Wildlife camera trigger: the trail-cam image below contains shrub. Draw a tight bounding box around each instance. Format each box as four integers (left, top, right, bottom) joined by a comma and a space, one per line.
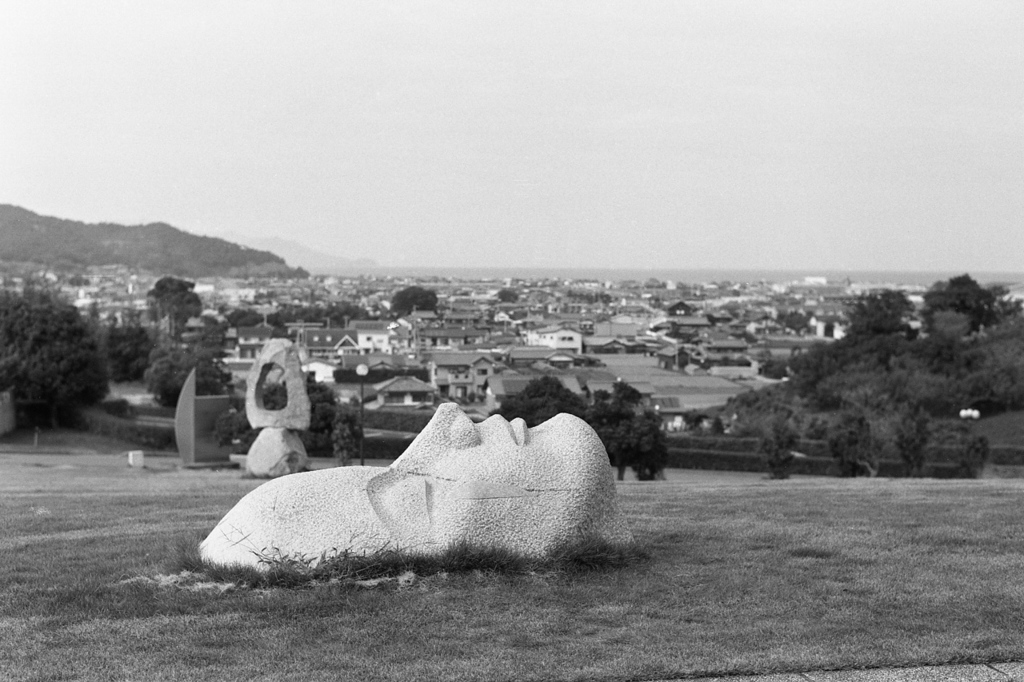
362, 435, 412, 460
214, 408, 256, 452
79, 409, 175, 450
665, 435, 760, 453
333, 367, 429, 384
828, 411, 877, 477
133, 405, 176, 419
361, 409, 436, 433
759, 415, 799, 480
100, 398, 135, 419
332, 406, 362, 465
959, 435, 990, 478
895, 410, 931, 477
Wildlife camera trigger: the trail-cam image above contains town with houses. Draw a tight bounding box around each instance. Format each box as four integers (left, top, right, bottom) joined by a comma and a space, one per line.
5, 266, 1023, 431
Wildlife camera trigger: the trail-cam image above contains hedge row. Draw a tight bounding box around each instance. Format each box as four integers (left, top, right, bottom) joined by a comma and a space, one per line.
133, 405, 177, 419
665, 435, 759, 453
334, 368, 429, 384
361, 410, 435, 433
665, 447, 969, 478
80, 409, 176, 450
664, 435, 830, 457
927, 445, 1024, 466
306, 435, 411, 461
666, 435, 1024, 467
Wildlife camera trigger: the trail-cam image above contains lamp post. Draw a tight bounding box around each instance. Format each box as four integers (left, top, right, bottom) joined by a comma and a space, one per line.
356, 363, 369, 466
959, 408, 981, 421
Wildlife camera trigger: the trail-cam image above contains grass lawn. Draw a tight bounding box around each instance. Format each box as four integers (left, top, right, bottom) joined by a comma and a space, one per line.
0, 427, 158, 454
3, 453, 1024, 682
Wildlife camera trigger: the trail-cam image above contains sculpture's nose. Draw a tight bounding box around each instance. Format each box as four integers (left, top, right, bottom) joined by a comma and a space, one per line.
509, 417, 528, 446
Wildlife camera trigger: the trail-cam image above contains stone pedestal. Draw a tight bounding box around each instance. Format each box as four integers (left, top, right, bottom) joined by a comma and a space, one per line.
245, 427, 308, 478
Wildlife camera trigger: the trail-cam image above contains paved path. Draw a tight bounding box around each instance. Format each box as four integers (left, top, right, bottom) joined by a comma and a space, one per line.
669, 662, 1024, 681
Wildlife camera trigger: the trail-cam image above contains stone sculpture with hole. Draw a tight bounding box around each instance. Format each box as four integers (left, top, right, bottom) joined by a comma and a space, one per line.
243, 339, 311, 478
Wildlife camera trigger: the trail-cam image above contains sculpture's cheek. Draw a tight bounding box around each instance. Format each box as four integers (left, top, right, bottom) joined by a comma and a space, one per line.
428, 490, 610, 557
199, 467, 393, 568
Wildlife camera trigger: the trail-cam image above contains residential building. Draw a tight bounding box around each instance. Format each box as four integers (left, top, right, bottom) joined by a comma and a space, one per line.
524, 325, 583, 353
350, 320, 394, 354
303, 359, 338, 384
583, 336, 648, 354
417, 326, 490, 351
427, 352, 497, 399
372, 376, 436, 408
236, 325, 273, 359
304, 328, 360, 359
505, 347, 579, 369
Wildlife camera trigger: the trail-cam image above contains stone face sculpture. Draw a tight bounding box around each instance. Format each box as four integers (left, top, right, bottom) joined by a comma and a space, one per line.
243, 339, 311, 477
200, 403, 632, 567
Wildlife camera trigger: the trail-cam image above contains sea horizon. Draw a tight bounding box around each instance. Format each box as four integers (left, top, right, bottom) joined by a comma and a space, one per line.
321, 265, 1024, 288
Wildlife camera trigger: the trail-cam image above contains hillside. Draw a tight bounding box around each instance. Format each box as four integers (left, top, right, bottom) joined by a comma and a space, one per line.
226, 234, 378, 275
0, 205, 308, 278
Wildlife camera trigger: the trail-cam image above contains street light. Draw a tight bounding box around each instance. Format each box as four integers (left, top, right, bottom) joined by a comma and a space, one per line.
356, 363, 369, 466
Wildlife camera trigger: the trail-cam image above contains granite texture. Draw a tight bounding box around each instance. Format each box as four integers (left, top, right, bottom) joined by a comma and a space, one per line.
200, 403, 633, 567
245, 427, 308, 478
245, 339, 311, 430
990, 662, 1024, 680
804, 665, 1009, 681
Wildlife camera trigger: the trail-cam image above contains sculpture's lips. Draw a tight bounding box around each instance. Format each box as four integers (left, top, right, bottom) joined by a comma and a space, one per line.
509, 417, 528, 446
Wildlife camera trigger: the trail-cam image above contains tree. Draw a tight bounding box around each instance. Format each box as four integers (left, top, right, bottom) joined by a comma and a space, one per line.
302, 379, 338, 454
779, 310, 810, 334
759, 413, 800, 479
147, 276, 202, 339
587, 384, 642, 480
495, 288, 519, 303
104, 311, 153, 382
923, 274, 1020, 334
627, 410, 669, 481
0, 290, 109, 425
827, 411, 877, 477
275, 303, 366, 328
894, 409, 930, 477
225, 308, 266, 328
144, 343, 231, 407
847, 290, 914, 338
390, 286, 438, 317
586, 383, 667, 481
494, 376, 587, 427
332, 405, 363, 465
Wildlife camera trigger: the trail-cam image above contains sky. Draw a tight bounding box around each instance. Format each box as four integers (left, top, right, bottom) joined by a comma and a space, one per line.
1, 1, 1022, 274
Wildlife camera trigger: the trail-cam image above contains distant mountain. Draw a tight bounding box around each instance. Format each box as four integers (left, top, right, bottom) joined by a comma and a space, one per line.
0, 205, 308, 278
226, 235, 378, 275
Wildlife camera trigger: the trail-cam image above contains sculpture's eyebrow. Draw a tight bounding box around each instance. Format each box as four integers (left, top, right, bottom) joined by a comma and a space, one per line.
449, 480, 539, 499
